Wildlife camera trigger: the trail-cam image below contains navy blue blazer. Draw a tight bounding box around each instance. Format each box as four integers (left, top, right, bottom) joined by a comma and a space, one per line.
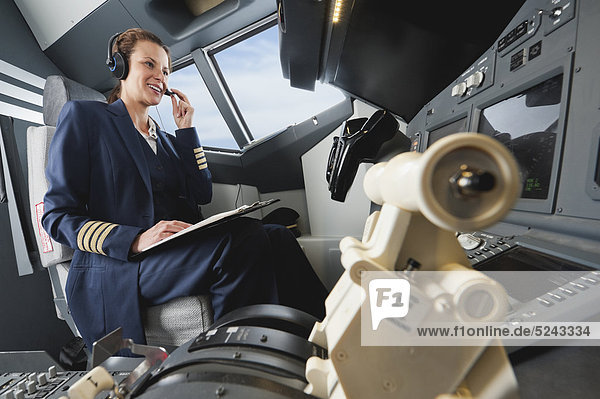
42, 99, 212, 346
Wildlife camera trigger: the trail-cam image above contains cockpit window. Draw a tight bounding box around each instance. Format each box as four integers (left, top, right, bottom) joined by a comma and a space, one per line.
213, 25, 345, 143
149, 63, 239, 149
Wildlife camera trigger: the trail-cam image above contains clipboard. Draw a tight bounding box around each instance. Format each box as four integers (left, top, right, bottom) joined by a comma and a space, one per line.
133, 198, 280, 257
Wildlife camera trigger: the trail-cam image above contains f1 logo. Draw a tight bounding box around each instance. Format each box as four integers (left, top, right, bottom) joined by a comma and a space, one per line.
369, 278, 410, 330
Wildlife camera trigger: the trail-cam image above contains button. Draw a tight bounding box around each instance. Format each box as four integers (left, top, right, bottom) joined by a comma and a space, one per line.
570, 281, 588, 290
37, 374, 47, 386
13, 391, 24, 399
516, 21, 527, 37
558, 287, 576, 296
26, 381, 37, 394
467, 255, 474, 259
2, 391, 15, 399
506, 29, 517, 44
451, 82, 467, 97
498, 37, 507, 50
536, 298, 553, 307
481, 247, 490, 252
48, 366, 57, 379
489, 244, 497, 248
581, 276, 599, 285
466, 71, 485, 88
547, 292, 565, 302
474, 251, 482, 256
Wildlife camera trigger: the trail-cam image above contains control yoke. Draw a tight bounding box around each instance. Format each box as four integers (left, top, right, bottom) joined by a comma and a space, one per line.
327, 110, 398, 202
306, 133, 521, 399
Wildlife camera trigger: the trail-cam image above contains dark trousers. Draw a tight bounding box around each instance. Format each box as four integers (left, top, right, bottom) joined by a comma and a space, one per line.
138, 217, 327, 320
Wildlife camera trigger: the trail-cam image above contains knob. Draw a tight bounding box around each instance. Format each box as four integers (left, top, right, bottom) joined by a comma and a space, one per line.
457, 233, 482, 250
48, 365, 58, 379
451, 82, 467, 97
466, 71, 484, 88
37, 373, 48, 386
26, 381, 37, 395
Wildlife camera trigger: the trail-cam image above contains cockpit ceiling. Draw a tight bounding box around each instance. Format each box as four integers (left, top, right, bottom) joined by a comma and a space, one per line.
13, 0, 276, 92
14, 0, 107, 51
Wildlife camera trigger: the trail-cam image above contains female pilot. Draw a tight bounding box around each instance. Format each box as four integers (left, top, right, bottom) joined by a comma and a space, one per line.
42, 28, 327, 350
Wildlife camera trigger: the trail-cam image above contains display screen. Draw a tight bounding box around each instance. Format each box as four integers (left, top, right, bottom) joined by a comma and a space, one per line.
478, 75, 563, 199
428, 117, 468, 147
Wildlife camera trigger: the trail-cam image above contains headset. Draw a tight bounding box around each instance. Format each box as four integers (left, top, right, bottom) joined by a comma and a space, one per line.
105, 31, 174, 96
106, 32, 128, 80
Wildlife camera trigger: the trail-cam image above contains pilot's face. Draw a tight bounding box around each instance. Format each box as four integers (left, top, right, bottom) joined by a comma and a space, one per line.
122, 40, 170, 106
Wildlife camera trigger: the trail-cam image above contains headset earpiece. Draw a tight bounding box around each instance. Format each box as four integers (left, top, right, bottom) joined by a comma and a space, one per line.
106, 32, 128, 80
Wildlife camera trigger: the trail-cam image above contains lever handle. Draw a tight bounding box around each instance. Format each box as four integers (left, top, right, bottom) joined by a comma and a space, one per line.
67, 367, 115, 399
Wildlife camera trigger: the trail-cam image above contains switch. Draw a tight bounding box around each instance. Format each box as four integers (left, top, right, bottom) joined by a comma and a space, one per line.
13, 391, 24, 399
48, 365, 58, 379
466, 71, 485, 88
2, 391, 15, 399
26, 381, 37, 395
451, 82, 467, 97
37, 373, 48, 386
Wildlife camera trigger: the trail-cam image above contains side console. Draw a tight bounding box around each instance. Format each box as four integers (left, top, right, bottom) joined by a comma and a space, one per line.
406, 0, 600, 336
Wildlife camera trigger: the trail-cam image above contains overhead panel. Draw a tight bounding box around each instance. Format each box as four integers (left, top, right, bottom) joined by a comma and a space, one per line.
14, 0, 107, 50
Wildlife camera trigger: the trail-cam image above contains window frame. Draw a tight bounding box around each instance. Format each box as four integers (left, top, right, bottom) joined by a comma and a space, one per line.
189, 14, 277, 151
172, 13, 348, 152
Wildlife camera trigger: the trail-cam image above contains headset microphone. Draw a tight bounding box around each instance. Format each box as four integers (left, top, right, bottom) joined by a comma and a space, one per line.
106, 32, 128, 80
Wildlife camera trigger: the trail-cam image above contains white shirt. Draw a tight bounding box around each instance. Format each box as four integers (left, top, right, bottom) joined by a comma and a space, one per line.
138, 118, 158, 154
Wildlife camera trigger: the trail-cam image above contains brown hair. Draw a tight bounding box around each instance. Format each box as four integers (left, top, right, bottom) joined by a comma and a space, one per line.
107, 28, 172, 104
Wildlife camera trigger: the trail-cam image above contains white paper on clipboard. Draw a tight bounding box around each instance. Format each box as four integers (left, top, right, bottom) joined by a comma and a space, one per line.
138, 198, 280, 254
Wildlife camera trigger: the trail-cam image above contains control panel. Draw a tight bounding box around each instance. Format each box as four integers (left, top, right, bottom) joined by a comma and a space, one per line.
497, 10, 541, 55
457, 232, 600, 345
0, 367, 129, 399
457, 231, 517, 265
450, 48, 496, 103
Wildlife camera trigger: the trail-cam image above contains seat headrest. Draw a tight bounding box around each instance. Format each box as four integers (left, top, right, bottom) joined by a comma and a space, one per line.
43, 75, 107, 126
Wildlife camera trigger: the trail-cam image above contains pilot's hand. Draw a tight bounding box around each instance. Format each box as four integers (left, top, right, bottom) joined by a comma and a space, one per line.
130, 220, 191, 253
170, 88, 194, 129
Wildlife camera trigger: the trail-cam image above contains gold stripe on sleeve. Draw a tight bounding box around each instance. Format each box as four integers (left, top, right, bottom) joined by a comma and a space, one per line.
197, 159, 208, 165
96, 223, 118, 256
82, 221, 104, 253
77, 221, 97, 252
193, 147, 204, 154
89, 223, 112, 255
195, 152, 206, 159
198, 163, 208, 170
